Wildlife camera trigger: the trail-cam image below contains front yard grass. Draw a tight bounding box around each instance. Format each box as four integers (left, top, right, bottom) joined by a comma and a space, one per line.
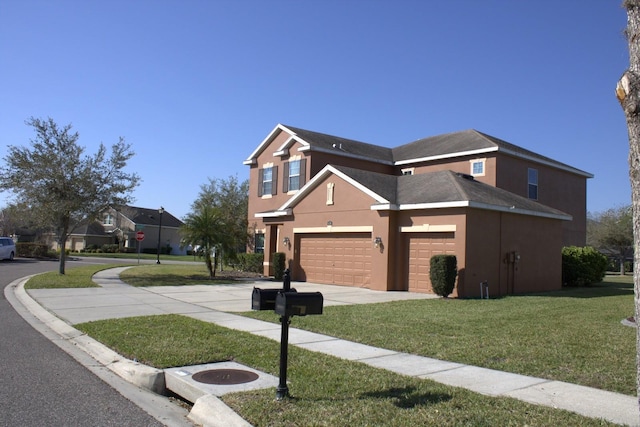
76, 314, 619, 427
28, 265, 635, 423
24, 264, 120, 289
245, 275, 636, 396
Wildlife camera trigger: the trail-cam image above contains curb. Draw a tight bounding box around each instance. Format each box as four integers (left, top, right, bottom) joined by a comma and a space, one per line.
7, 276, 252, 427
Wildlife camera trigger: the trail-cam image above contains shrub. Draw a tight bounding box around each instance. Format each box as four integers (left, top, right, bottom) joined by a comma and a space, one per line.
430, 254, 457, 297
101, 244, 120, 253
237, 253, 263, 273
562, 246, 607, 286
16, 242, 50, 258
272, 252, 286, 281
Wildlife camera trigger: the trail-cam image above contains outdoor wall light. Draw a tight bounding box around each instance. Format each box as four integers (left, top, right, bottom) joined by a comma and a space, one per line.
283, 236, 290, 245
373, 236, 382, 248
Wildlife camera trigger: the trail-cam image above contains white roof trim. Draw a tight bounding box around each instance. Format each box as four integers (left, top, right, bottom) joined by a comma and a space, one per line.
278, 165, 390, 212
243, 123, 291, 164
310, 145, 394, 165
254, 208, 292, 218
394, 147, 498, 166
274, 135, 308, 157
498, 148, 594, 178
377, 200, 571, 220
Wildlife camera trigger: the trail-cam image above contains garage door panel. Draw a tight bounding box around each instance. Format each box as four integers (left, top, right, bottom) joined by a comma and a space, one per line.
299, 233, 372, 287
407, 232, 456, 293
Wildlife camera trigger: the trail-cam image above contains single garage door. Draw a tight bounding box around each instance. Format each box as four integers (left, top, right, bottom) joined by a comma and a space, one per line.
407, 232, 456, 293
298, 233, 372, 287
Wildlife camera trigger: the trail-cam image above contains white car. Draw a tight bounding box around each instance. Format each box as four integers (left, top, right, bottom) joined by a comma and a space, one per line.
0, 237, 16, 261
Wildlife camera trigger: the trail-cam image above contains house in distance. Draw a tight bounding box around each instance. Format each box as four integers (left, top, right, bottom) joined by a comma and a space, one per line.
244, 124, 592, 298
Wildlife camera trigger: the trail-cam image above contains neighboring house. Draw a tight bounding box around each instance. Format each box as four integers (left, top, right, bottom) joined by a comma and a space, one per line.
54, 206, 186, 255
244, 124, 593, 298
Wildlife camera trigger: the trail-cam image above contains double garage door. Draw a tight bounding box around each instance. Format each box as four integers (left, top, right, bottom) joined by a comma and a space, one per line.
298, 233, 372, 287
407, 232, 456, 293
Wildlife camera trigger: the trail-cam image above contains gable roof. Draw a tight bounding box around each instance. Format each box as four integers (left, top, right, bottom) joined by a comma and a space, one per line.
393, 129, 593, 177
244, 124, 393, 165
264, 165, 571, 221
244, 124, 592, 178
119, 206, 183, 228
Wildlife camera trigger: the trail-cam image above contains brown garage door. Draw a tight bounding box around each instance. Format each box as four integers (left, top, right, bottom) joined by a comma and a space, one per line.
407, 232, 456, 293
298, 233, 372, 287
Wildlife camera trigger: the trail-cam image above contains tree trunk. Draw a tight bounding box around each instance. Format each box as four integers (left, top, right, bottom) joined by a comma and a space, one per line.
58, 235, 67, 275
617, 0, 640, 415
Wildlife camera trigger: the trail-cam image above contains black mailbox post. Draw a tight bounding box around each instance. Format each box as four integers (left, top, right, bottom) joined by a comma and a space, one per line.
250, 269, 324, 400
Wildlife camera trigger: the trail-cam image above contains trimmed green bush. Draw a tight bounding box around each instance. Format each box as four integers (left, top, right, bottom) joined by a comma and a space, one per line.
237, 253, 264, 273
562, 246, 607, 286
101, 244, 120, 253
272, 252, 286, 280
16, 242, 49, 258
430, 254, 457, 297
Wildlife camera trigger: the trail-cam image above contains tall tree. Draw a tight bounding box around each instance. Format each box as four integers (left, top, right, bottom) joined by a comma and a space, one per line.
180, 176, 249, 277
0, 117, 140, 274
616, 0, 640, 413
587, 205, 633, 274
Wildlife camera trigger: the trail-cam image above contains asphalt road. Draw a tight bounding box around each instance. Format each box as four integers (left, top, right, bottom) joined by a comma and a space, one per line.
0, 257, 192, 427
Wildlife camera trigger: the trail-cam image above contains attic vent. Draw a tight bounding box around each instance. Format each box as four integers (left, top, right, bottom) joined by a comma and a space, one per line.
332, 143, 344, 150
456, 173, 475, 181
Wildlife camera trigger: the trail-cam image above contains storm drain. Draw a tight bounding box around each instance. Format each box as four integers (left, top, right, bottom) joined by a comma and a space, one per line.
165, 362, 279, 402
192, 368, 259, 385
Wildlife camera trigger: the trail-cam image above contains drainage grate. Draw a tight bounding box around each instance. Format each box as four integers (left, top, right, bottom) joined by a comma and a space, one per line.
192, 369, 259, 385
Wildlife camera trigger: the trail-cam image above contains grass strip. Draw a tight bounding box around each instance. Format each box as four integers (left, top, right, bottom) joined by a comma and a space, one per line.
75, 314, 618, 426
24, 264, 120, 289
119, 264, 237, 286
244, 276, 636, 396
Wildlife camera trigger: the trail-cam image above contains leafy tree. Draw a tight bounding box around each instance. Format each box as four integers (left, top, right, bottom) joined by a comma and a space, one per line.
587, 205, 633, 274
180, 175, 249, 277
616, 0, 640, 411
0, 117, 140, 274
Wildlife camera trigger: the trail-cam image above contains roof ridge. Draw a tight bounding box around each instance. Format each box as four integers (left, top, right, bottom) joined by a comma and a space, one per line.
447, 171, 470, 200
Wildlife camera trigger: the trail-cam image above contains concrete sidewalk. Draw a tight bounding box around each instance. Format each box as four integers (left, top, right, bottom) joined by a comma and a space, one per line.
17, 267, 640, 426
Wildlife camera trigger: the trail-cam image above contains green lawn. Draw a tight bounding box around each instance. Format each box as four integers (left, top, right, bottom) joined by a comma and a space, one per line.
29, 265, 634, 425
76, 314, 620, 427
119, 264, 236, 286
245, 275, 636, 396
24, 264, 122, 289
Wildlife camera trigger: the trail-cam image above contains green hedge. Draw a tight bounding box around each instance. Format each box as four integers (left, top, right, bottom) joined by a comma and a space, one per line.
430, 254, 457, 297
236, 253, 264, 273
562, 246, 607, 286
16, 242, 50, 258
272, 252, 286, 280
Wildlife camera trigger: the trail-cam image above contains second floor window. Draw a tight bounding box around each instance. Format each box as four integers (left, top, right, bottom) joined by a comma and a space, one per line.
258, 165, 277, 197
471, 159, 485, 176
283, 158, 306, 192
103, 214, 114, 225
528, 168, 538, 200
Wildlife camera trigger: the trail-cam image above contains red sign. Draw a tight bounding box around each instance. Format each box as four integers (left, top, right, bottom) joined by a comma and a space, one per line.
136, 231, 145, 241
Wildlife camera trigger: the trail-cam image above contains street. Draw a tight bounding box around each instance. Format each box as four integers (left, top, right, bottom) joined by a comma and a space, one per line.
0, 258, 192, 427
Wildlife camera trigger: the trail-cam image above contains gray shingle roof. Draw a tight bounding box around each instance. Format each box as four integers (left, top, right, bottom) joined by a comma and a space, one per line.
276, 125, 591, 177
332, 165, 570, 219
282, 125, 394, 163
124, 206, 183, 228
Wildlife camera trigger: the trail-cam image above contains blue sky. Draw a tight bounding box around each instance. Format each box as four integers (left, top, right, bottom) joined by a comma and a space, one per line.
0, 1, 630, 220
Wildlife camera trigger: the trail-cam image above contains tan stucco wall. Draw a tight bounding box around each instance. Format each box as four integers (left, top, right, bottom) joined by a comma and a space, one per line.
495, 153, 587, 247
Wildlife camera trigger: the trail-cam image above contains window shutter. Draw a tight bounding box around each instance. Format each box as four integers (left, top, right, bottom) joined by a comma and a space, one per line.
258, 168, 264, 197
272, 165, 278, 195
299, 158, 307, 187
283, 162, 289, 193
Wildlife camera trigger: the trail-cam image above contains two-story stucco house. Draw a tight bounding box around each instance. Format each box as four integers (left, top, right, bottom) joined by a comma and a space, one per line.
244, 124, 592, 298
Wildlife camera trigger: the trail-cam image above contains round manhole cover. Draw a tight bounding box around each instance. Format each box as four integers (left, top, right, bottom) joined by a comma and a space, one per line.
192, 369, 259, 385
